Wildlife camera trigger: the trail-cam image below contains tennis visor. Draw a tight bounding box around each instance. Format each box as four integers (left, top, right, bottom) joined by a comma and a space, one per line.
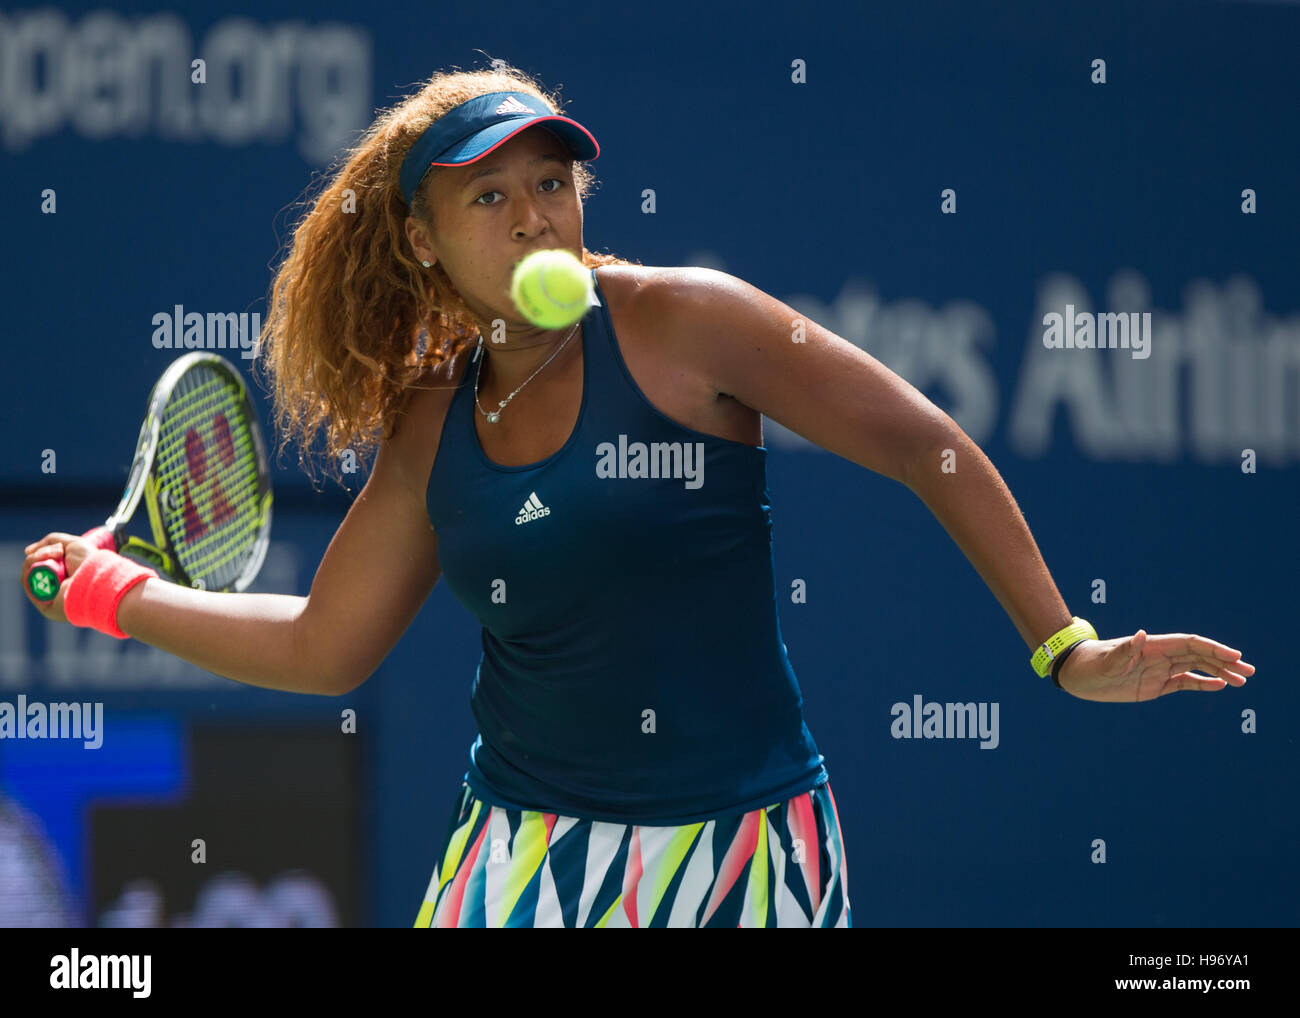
400, 91, 600, 207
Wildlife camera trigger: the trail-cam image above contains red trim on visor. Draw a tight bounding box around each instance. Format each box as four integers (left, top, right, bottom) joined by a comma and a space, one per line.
428, 116, 600, 167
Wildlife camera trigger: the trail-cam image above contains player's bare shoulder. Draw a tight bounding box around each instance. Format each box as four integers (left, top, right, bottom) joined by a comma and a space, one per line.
595, 262, 668, 307
595, 262, 685, 346
383, 345, 473, 499
597, 262, 717, 376
598, 263, 704, 334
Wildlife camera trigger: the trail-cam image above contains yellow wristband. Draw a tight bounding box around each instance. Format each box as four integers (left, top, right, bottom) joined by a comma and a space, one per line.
1031, 617, 1098, 678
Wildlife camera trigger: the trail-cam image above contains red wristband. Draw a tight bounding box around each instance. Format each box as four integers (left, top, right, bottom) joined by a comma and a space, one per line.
63, 550, 157, 639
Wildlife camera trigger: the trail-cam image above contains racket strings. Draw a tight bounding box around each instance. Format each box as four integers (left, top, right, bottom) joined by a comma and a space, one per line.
159, 394, 260, 585
153, 367, 264, 589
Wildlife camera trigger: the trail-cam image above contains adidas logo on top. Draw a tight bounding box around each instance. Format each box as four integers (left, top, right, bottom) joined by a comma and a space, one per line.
515, 491, 551, 525
496, 97, 534, 115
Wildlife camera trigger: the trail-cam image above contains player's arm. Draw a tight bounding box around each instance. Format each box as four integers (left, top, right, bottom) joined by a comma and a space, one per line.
109, 401, 441, 696
652, 267, 1073, 654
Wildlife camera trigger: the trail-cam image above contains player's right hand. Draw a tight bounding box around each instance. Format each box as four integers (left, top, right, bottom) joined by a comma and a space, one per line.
20, 532, 93, 623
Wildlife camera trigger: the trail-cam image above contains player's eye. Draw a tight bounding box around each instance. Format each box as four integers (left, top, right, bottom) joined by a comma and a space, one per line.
475, 178, 565, 207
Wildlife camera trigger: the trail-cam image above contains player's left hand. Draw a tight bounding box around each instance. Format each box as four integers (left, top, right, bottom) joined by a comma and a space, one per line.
1057, 630, 1254, 702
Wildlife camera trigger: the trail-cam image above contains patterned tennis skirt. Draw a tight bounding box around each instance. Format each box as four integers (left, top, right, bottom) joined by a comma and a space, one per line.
414, 779, 850, 927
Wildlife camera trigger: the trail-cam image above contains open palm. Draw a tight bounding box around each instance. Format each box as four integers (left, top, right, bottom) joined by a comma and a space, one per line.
1057, 630, 1254, 703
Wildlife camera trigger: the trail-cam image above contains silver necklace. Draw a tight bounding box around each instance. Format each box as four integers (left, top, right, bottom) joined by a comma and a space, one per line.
473, 321, 580, 424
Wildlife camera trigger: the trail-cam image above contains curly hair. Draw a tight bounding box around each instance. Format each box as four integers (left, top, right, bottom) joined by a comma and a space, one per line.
256, 63, 638, 487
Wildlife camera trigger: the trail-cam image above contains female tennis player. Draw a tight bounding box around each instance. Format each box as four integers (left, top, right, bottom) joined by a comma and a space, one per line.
21, 66, 1255, 928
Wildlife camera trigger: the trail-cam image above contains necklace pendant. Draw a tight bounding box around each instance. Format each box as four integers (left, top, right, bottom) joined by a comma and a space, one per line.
486, 411, 500, 424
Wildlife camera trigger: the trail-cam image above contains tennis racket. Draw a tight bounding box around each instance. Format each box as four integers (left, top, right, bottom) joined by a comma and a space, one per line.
26, 352, 273, 602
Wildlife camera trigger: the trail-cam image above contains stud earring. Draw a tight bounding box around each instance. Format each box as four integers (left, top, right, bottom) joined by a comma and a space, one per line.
421, 260, 431, 268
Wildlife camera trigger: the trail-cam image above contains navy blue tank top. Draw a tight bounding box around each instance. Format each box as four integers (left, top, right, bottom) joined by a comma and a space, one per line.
426, 268, 827, 825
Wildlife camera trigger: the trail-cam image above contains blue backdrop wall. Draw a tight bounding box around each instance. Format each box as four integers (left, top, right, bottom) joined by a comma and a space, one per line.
1, 0, 1296, 927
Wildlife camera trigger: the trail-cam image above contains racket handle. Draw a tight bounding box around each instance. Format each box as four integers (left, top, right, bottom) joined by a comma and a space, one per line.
27, 526, 117, 602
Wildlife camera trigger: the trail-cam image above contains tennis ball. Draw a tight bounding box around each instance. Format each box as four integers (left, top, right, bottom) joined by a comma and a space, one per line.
510, 249, 593, 329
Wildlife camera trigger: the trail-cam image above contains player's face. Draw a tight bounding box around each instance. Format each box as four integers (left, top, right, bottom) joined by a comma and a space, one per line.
415, 125, 584, 332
